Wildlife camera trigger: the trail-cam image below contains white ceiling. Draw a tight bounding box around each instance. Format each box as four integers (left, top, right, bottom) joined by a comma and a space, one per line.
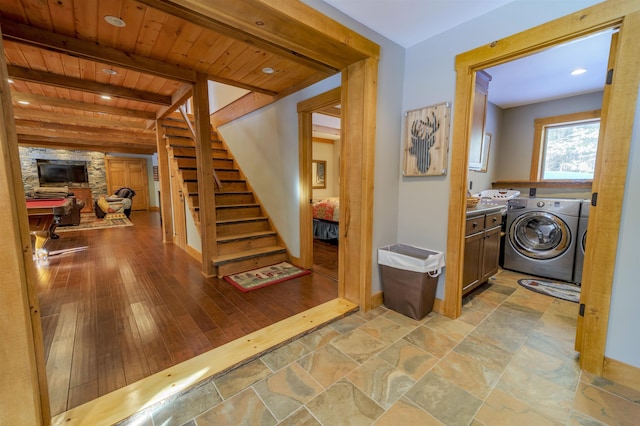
320, 0, 610, 108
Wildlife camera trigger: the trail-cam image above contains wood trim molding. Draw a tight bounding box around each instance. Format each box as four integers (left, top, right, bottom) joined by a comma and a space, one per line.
492, 180, 592, 189
602, 357, 640, 393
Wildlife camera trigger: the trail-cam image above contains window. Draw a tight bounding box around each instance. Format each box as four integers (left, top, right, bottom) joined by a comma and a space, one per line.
530, 110, 601, 181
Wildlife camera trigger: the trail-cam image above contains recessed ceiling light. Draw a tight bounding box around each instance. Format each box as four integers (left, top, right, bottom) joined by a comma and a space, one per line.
262, 67, 275, 74
102, 68, 119, 76
255, 21, 264, 26
571, 68, 587, 75
101, 95, 112, 100
104, 15, 126, 27
7, 79, 14, 84
18, 100, 29, 105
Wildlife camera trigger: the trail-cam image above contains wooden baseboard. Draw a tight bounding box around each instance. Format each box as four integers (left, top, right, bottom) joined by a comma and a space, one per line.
52, 298, 358, 426
149, 206, 160, 212
602, 357, 640, 393
185, 244, 201, 263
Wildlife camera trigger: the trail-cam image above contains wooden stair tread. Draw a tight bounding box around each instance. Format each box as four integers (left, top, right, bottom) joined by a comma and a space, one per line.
216, 203, 259, 210
216, 216, 267, 224
212, 245, 287, 265
217, 230, 276, 243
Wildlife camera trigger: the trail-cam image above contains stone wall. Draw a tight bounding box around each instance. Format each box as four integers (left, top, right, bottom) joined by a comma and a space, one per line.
19, 147, 108, 201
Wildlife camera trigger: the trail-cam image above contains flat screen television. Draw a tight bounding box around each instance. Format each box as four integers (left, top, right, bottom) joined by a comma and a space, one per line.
37, 160, 89, 185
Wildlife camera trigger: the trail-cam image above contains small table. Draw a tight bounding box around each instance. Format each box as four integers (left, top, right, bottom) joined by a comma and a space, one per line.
26, 198, 73, 250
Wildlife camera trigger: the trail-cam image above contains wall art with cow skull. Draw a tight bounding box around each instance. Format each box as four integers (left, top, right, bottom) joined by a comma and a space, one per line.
403, 102, 450, 176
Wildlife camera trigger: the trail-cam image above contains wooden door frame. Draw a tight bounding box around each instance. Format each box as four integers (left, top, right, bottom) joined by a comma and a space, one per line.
298, 87, 341, 269
443, 0, 640, 377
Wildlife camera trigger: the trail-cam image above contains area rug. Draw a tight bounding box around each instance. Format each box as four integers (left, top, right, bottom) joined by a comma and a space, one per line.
224, 262, 311, 292
55, 213, 132, 233
517, 278, 581, 303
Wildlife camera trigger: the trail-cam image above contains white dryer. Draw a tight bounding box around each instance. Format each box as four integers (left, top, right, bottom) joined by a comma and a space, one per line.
504, 198, 581, 282
573, 200, 590, 284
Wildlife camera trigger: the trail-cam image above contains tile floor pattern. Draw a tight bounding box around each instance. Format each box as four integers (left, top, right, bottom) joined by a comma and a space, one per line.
121, 270, 640, 425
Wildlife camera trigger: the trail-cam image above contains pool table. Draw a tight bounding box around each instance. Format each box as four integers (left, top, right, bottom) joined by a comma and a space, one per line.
26, 197, 73, 242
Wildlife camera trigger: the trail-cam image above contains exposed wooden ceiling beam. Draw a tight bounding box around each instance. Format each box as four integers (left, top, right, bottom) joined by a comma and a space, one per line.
8, 66, 172, 106
11, 92, 157, 120
15, 127, 157, 145
12, 109, 148, 130
136, 0, 340, 75
155, 83, 193, 123
14, 119, 155, 140
17, 135, 156, 155
0, 18, 196, 84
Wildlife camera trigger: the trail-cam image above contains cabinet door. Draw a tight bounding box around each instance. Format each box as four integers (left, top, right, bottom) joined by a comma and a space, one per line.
463, 231, 484, 296
481, 226, 501, 282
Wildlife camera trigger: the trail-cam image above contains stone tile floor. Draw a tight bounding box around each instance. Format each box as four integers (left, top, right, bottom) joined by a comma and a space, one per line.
122, 269, 640, 425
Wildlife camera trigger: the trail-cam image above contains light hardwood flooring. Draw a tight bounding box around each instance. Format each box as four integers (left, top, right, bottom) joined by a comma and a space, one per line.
117, 269, 640, 425
36, 211, 338, 416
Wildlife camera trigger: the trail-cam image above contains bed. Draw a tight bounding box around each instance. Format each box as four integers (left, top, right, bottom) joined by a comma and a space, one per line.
312, 197, 339, 241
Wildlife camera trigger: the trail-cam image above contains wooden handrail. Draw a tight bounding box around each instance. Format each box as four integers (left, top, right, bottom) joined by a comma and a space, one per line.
179, 105, 223, 192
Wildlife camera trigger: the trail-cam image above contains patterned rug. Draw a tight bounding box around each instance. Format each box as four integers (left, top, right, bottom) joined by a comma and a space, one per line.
56, 213, 132, 233
517, 278, 581, 303
224, 262, 311, 292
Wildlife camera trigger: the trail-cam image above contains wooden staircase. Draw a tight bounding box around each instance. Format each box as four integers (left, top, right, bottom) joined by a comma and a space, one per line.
160, 113, 288, 277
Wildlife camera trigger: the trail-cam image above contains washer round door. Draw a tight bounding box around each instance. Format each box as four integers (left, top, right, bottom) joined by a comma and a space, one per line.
508, 212, 572, 259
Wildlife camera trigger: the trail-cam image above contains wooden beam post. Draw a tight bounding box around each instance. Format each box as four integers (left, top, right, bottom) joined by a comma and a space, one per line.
156, 122, 174, 244
340, 57, 378, 311
193, 73, 217, 277
0, 28, 49, 425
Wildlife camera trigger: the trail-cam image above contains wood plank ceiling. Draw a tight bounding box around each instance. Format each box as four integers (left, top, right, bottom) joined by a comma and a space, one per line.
0, 0, 375, 155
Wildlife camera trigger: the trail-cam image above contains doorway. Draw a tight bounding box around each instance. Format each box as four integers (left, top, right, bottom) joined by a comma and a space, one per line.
310, 111, 341, 280
444, 3, 640, 377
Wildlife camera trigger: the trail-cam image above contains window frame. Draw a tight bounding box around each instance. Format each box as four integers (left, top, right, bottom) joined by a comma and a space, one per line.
530, 109, 601, 181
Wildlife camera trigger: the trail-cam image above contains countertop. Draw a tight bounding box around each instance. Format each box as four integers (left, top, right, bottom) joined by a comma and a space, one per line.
466, 203, 506, 218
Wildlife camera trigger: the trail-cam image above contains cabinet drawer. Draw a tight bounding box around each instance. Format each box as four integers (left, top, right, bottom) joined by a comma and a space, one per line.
465, 216, 485, 235
484, 212, 503, 228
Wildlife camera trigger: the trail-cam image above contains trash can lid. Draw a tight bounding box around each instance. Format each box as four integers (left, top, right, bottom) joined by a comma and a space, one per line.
378, 244, 445, 274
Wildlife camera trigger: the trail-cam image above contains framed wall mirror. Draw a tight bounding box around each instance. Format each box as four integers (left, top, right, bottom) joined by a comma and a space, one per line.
312, 160, 327, 189
469, 132, 492, 172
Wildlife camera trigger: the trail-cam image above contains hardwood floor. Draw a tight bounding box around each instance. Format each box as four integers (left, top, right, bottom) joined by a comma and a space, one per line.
36, 211, 338, 416
312, 238, 338, 281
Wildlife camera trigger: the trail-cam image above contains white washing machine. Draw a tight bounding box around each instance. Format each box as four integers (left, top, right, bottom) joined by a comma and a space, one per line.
573, 200, 590, 284
504, 197, 581, 282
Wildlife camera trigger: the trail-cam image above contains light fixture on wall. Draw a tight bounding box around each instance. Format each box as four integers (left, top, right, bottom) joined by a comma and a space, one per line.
104, 15, 126, 27
571, 68, 587, 75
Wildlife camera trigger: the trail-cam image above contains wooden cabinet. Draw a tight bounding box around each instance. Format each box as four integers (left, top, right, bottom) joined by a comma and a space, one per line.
463, 211, 502, 296
70, 187, 93, 213
468, 70, 492, 171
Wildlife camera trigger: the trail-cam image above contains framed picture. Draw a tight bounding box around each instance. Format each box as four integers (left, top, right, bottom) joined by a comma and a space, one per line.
403, 102, 451, 176
312, 160, 326, 189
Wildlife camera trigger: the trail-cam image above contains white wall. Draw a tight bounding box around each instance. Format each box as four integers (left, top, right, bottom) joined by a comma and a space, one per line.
497, 91, 603, 182
220, 1, 405, 295
208, 82, 249, 113
399, 0, 604, 300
